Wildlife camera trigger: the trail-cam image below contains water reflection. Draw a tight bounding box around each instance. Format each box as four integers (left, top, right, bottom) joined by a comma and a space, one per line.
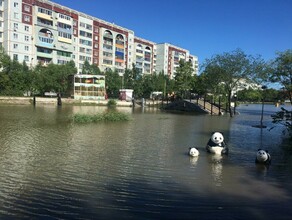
209, 154, 223, 186
0, 104, 292, 219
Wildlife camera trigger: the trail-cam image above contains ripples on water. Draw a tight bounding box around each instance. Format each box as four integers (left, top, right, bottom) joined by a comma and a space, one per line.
0, 104, 292, 219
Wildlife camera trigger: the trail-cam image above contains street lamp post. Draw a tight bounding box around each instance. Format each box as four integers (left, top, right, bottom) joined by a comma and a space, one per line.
252, 85, 267, 128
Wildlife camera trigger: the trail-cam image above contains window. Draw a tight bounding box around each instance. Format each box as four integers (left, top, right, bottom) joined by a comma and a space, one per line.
79, 39, 92, 46
14, 23, 18, 29
24, 5, 30, 12
38, 7, 52, 16
58, 31, 72, 39
25, 36, 29, 41
24, 55, 29, 61
79, 30, 92, 38
13, 54, 18, 60
13, 33, 18, 39
59, 14, 70, 20
14, 12, 19, 19
25, 26, 29, 31
24, 15, 30, 22
14, 2, 19, 8
13, 44, 18, 49
25, 46, 29, 51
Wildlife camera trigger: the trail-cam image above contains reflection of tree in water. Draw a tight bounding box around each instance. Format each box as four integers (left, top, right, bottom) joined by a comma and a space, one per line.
210, 154, 223, 186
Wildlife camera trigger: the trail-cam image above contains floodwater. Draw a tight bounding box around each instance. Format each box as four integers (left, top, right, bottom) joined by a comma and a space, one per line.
0, 103, 291, 220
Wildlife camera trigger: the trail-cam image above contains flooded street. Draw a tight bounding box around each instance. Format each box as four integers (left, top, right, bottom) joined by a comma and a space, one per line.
0, 103, 291, 219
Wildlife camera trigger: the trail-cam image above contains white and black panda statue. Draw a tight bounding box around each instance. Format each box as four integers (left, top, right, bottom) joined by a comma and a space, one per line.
255, 149, 271, 165
206, 132, 229, 155
189, 147, 199, 157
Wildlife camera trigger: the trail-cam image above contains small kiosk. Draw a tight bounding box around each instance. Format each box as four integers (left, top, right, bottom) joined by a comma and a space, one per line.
74, 74, 106, 100
119, 89, 133, 101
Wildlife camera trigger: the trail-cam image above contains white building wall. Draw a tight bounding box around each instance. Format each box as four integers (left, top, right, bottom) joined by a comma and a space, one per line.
127, 32, 135, 69
155, 43, 168, 75
77, 16, 93, 73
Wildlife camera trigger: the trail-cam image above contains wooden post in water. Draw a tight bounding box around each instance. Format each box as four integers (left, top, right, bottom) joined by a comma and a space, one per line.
57, 93, 62, 106
218, 96, 221, 115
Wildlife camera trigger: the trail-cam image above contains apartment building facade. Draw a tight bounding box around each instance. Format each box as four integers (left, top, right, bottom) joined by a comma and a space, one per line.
156, 43, 199, 78
0, 0, 198, 77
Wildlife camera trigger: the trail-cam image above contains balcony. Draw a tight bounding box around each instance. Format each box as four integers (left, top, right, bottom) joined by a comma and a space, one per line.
103, 33, 113, 39
103, 40, 113, 46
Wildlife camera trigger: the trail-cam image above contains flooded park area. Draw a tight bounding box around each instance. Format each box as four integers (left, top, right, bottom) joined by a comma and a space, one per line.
0, 103, 291, 219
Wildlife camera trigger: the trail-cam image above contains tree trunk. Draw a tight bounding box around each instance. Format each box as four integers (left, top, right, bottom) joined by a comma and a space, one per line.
228, 91, 233, 117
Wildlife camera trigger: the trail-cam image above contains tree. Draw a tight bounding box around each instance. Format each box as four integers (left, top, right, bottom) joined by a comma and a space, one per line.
174, 60, 194, 98
270, 49, 292, 103
33, 62, 77, 96
105, 69, 120, 98
201, 49, 266, 116
82, 60, 92, 75
123, 64, 143, 97
81, 60, 101, 75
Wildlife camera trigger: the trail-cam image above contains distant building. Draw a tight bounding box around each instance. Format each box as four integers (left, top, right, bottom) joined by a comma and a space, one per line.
232, 78, 262, 96
0, 0, 198, 77
156, 43, 198, 79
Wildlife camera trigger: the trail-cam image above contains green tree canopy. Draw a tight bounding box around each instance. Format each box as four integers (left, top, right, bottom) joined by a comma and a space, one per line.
174, 60, 195, 98
201, 48, 267, 116
270, 49, 292, 103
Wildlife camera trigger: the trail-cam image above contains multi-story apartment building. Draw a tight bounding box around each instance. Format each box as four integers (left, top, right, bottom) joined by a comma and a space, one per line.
133, 37, 156, 75
156, 43, 199, 78
0, 0, 198, 78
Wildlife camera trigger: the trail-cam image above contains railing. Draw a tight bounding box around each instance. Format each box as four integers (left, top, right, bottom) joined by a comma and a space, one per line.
191, 98, 222, 115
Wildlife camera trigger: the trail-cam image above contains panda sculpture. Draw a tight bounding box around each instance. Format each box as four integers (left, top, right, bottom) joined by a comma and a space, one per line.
189, 147, 199, 157
255, 149, 271, 165
206, 132, 228, 155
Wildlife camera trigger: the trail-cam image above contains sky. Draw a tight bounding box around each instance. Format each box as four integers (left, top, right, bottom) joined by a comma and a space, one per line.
51, 0, 292, 67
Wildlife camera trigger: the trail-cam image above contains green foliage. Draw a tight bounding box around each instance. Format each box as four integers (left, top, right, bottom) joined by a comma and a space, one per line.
107, 99, 117, 106
33, 61, 77, 96
237, 88, 262, 102
201, 49, 268, 116
105, 69, 121, 98
174, 60, 195, 98
0, 48, 77, 96
82, 60, 101, 75
271, 107, 292, 139
270, 49, 292, 103
72, 111, 130, 123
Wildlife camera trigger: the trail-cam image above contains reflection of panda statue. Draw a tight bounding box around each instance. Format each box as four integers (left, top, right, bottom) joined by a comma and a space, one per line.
255, 149, 271, 165
206, 132, 228, 155
189, 147, 199, 157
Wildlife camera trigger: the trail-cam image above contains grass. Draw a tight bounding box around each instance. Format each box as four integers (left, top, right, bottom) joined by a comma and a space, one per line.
72, 111, 130, 123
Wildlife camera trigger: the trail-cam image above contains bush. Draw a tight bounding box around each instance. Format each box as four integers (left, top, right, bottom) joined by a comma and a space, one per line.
72, 111, 130, 123
107, 99, 117, 107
